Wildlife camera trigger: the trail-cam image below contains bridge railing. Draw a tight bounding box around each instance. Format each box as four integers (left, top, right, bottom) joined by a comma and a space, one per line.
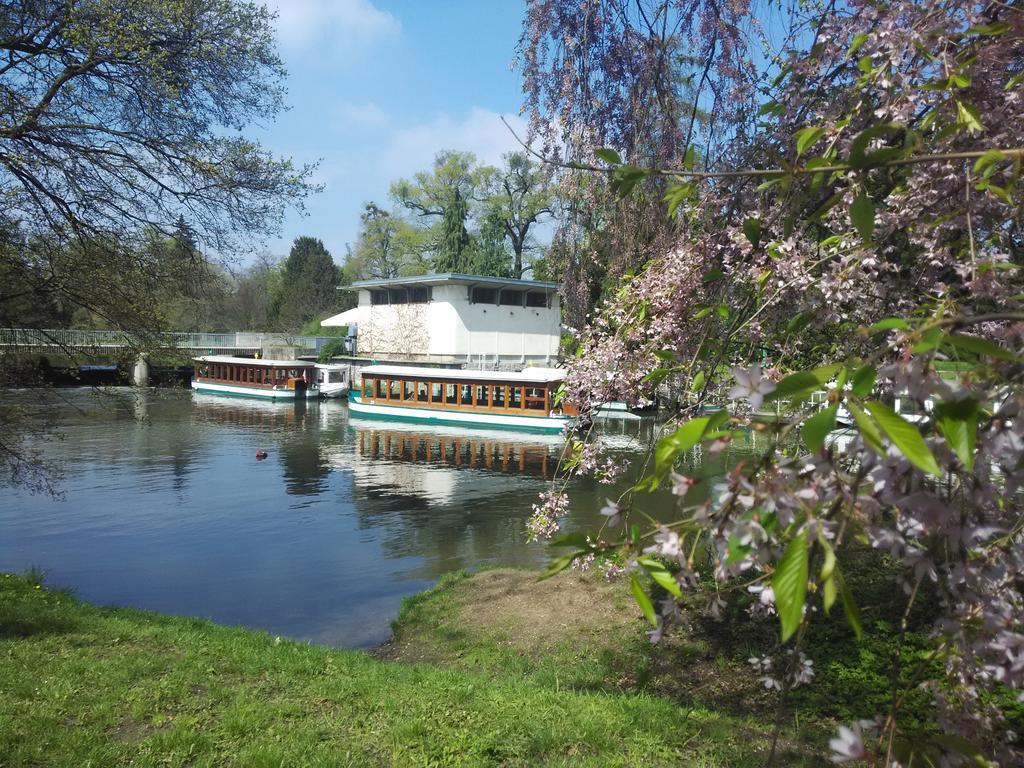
0, 329, 336, 353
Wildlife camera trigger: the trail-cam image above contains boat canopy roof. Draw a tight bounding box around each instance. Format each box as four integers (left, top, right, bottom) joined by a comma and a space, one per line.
360, 364, 565, 384
194, 355, 315, 368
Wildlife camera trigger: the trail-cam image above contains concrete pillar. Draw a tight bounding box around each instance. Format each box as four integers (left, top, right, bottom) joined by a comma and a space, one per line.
132, 354, 150, 387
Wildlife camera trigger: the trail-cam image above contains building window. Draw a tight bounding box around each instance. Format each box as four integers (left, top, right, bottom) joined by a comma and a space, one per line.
371, 290, 389, 305
410, 287, 432, 303
526, 292, 548, 308
389, 289, 408, 304
499, 290, 523, 306
471, 287, 497, 304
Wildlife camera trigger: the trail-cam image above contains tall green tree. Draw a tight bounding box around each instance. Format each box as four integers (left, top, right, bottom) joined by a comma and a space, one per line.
481, 153, 554, 278
391, 151, 483, 273
273, 237, 339, 332
345, 203, 426, 280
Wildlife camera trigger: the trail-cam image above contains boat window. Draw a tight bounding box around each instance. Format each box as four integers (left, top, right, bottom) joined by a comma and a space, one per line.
363, 379, 372, 397
445, 383, 457, 404
471, 287, 496, 304
499, 290, 523, 307
460, 384, 472, 406
198, 364, 209, 377
475, 384, 489, 407
417, 381, 428, 402
375, 378, 386, 398
431, 383, 443, 403
525, 386, 546, 410
331, 371, 345, 384
390, 379, 401, 399
403, 380, 415, 401
510, 386, 523, 409
526, 292, 548, 308
492, 385, 506, 408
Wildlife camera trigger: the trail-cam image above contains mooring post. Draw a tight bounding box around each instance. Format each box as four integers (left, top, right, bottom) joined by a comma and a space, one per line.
132, 354, 150, 387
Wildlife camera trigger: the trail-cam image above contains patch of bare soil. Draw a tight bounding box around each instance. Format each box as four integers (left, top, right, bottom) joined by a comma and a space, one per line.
108, 716, 168, 744
377, 568, 642, 665
457, 569, 639, 655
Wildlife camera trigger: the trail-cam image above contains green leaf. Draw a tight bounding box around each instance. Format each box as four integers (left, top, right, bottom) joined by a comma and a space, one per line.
743, 217, 762, 249
868, 317, 909, 333
549, 532, 594, 550
595, 148, 622, 165
541, 553, 577, 579
972, 150, 1004, 178
647, 568, 682, 598
802, 405, 838, 452
837, 570, 862, 639
966, 21, 1011, 36
865, 400, 942, 476
847, 402, 885, 454
847, 33, 869, 58
850, 365, 877, 397
912, 327, 944, 354
764, 364, 841, 403
653, 416, 714, 477
1006, 72, 1024, 91
934, 397, 978, 472
955, 100, 984, 133
794, 126, 825, 157
944, 334, 1022, 362
850, 194, 875, 242
773, 530, 809, 642
631, 572, 658, 626
849, 123, 904, 168
821, 540, 838, 612
690, 370, 706, 393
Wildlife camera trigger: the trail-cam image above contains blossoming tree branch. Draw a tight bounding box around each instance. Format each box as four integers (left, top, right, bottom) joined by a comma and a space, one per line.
520, 0, 1024, 764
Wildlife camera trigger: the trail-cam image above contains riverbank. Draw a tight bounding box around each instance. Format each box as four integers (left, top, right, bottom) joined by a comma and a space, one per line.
0, 569, 834, 767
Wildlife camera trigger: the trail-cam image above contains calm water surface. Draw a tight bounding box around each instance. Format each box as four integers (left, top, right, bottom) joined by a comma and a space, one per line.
0, 388, 758, 648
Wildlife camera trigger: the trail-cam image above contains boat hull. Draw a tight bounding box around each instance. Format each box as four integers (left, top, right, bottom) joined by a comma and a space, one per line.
347, 394, 569, 432
319, 383, 349, 399
192, 381, 318, 400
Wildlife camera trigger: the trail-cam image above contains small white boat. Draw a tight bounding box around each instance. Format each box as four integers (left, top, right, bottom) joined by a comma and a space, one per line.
350, 364, 573, 432
315, 363, 350, 399
192, 355, 320, 400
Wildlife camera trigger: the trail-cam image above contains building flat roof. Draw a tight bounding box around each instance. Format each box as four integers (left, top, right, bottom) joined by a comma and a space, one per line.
194, 355, 316, 368
345, 273, 560, 291
360, 364, 565, 383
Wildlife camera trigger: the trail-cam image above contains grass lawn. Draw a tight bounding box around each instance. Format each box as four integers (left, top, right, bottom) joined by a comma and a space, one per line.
0, 571, 824, 767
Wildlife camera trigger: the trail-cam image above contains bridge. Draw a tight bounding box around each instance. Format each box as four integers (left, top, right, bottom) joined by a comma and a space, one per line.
0, 328, 351, 384
0, 328, 343, 356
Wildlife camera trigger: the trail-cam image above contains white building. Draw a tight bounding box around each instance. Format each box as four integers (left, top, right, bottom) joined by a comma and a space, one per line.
320, 273, 561, 366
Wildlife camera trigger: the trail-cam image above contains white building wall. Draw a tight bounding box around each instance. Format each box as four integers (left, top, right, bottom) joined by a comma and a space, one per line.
350, 284, 560, 363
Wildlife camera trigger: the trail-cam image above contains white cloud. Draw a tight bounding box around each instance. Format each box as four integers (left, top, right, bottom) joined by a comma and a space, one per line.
381, 108, 528, 179
335, 101, 390, 129
266, 0, 399, 50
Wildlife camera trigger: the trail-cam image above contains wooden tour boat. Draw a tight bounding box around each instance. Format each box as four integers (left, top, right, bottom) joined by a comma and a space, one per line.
350, 365, 575, 432
192, 355, 320, 400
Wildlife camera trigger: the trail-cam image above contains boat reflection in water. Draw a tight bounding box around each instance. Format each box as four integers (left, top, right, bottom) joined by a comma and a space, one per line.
352, 418, 566, 481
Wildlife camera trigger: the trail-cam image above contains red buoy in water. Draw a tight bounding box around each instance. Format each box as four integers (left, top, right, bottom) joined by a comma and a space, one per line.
255, 450, 269, 460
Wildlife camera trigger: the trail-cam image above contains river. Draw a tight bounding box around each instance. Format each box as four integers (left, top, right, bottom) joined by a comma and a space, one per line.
0, 388, 759, 648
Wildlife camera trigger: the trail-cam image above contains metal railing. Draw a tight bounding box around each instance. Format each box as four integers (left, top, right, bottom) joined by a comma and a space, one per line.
0, 328, 337, 353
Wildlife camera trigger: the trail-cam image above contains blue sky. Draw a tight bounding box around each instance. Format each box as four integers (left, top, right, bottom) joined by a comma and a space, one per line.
257, 0, 530, 265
